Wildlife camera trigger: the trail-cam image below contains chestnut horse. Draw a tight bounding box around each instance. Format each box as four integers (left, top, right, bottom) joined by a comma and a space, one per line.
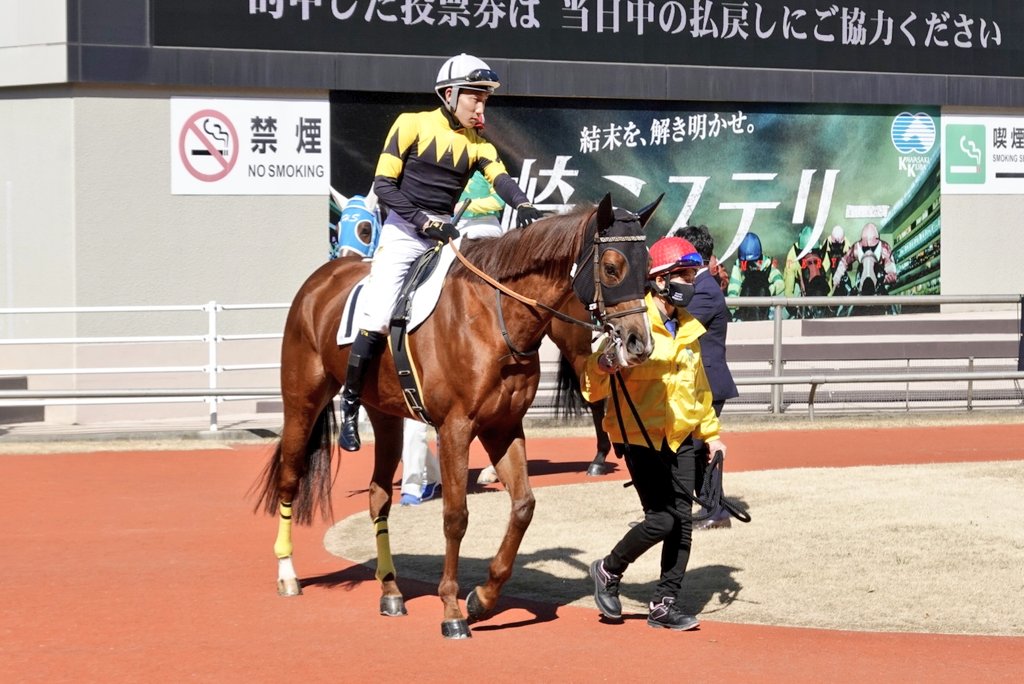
253, 194, 657, 638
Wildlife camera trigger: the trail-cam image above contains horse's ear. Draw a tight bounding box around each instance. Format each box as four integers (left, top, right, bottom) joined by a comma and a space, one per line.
637, 194, 664, 228
596, 193, 614, 232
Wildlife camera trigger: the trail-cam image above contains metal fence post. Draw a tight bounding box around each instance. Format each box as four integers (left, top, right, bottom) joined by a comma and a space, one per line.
771, 304, 783, 414
206, 301, 218, 431
967, 356, 975, 411
1018, 295, 1023, 371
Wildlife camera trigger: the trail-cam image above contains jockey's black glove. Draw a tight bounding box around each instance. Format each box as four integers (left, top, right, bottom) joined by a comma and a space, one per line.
421, 219, 460, 243
515, 203, 543, 229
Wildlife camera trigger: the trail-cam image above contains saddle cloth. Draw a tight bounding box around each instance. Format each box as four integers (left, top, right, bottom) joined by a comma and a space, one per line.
336, 237, 462, 346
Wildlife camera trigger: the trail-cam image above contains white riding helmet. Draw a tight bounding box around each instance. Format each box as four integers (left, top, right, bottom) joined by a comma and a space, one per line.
435, 53, 500, 112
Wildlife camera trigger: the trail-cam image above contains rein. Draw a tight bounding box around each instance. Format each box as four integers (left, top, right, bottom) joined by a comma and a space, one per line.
449, 237, 598, 331
447, 203, 649, 361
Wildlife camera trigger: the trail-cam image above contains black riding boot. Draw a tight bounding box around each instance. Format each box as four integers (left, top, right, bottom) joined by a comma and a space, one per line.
339, 330, 385, 452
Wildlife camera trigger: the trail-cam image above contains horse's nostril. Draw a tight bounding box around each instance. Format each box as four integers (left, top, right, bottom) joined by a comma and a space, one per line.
625, 333, 644, 356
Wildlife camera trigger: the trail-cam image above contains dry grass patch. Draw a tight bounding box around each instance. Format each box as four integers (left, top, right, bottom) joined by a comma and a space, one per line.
326, 460, 1024, 636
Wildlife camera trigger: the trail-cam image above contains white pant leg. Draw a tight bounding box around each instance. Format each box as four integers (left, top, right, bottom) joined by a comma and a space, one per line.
401, 419, 439, 496
357, 215, 435, 333
459, 216, 503, 240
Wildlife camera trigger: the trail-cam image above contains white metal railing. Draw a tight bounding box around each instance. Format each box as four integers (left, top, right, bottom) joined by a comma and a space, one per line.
1, 296, 1022, 431
0, 302, 288, 431
722, 293, 1023, 413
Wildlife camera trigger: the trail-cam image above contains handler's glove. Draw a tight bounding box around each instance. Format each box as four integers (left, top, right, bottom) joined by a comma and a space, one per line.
421, 218, 460, 243
515, 203, 543, 229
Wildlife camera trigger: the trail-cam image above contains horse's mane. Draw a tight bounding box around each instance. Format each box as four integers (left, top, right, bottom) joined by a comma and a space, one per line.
451, 205, 592, 283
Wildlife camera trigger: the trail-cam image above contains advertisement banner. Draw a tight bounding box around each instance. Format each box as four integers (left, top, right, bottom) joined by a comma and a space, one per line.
330, 93, 940, 316
170, 97, 329, 195
154, 1, 1024, 79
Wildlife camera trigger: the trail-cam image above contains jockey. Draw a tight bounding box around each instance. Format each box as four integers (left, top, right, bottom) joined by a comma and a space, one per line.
783, 225, 815, 297
339, 53, 542, 452
458, 170, 506, 239
726, 232, 784, 319
832, 222, 897, 292
822, 225, 851, 294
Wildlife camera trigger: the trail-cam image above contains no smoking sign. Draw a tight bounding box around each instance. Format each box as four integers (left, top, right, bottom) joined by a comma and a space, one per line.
178, 109, 239, 182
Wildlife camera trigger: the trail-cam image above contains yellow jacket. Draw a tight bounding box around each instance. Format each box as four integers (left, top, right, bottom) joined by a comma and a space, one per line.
581, 294, 721, 452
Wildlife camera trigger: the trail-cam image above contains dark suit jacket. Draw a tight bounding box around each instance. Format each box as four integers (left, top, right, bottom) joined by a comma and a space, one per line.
687, 269, 739, 402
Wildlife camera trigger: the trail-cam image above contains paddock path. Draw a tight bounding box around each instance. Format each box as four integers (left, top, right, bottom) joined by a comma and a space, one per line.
2, 423, 1022, 682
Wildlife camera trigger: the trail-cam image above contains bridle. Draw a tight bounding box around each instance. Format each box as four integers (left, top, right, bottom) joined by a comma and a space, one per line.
448, 206, 649, 354
569, 224, 649, 329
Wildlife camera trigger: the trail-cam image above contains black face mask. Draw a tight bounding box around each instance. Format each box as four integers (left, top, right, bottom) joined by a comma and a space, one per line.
665, 281, 695, 309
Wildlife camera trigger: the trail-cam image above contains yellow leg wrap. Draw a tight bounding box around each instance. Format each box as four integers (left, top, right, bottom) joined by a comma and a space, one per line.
374, 516, 397, 582
274, 502, 294, 559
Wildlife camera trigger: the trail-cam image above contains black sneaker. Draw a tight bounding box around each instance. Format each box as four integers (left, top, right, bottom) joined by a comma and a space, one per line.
647, 597, 699, 631
589, 559, 622, 620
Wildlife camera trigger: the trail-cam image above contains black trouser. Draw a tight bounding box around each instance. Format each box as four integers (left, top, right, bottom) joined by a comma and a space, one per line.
604, 437, 696, 603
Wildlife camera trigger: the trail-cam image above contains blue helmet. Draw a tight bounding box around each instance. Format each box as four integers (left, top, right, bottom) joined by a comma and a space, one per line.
739, 232, 763, 262
336, 195, 381, 258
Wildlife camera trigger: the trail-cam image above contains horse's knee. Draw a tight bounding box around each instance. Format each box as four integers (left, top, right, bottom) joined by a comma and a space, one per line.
510, 494, 535, 528
443, 508, 469, 539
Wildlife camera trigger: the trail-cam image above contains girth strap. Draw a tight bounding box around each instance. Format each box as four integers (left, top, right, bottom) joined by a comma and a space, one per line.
388, 319, 433, 425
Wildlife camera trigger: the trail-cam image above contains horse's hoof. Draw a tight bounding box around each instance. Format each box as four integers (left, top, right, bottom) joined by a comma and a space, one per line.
277, 578, 302, 597
466, 587, 491, 622
587, 462, 609, 477
441, 619, 472, 639
379, 595, 407, 617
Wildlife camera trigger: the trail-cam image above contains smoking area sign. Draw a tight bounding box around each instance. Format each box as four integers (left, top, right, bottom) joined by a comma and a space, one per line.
942, 114, 1024, 195
171, 97, 329, 195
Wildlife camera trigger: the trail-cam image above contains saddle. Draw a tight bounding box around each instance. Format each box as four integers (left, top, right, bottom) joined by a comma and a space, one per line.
336, 241, 456, 425
389, 245, 445, 425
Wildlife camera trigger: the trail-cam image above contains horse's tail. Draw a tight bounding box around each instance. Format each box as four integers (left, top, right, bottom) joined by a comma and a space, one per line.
250, 403, 338, 525
554, 353, 586, 419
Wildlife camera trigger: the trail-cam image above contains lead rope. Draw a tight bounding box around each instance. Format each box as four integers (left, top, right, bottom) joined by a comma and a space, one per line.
610, 369, 750, 524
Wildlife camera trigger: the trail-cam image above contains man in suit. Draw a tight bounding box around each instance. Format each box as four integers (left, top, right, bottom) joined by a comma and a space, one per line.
675, 225, 740, 530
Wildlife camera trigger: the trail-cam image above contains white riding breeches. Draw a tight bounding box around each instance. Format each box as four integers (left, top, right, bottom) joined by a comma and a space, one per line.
356, 213, 437, 333
459, 215, 503, 239
401, 419, 440, 496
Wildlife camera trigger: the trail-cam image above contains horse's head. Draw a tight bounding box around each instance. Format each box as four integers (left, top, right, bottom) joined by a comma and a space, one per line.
800, 249, 829, 296
571, 193, 657, 368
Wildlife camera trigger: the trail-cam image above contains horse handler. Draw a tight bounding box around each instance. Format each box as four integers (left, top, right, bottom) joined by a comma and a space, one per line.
582, 237, 727, 631
339, 53, 541, 451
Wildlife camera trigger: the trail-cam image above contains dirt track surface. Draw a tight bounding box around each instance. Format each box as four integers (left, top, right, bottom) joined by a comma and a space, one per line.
3, 422, 1023, 682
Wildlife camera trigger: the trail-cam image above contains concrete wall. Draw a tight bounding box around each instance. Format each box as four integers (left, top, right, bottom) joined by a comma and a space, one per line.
71, 89, 328, 336
0, 91, 76, 337
941, 194, 1024, 298
0, 0, 67, 87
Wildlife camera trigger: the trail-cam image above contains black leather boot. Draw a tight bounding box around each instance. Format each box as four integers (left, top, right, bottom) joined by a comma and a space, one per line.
339, 330, 385, 452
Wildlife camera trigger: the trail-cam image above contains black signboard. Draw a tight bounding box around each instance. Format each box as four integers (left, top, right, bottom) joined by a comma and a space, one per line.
153, 1, 1024, 79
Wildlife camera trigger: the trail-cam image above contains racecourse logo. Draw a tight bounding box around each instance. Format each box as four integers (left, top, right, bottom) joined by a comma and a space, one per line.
892, 112, 936, 178
891, 112, 936, 154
